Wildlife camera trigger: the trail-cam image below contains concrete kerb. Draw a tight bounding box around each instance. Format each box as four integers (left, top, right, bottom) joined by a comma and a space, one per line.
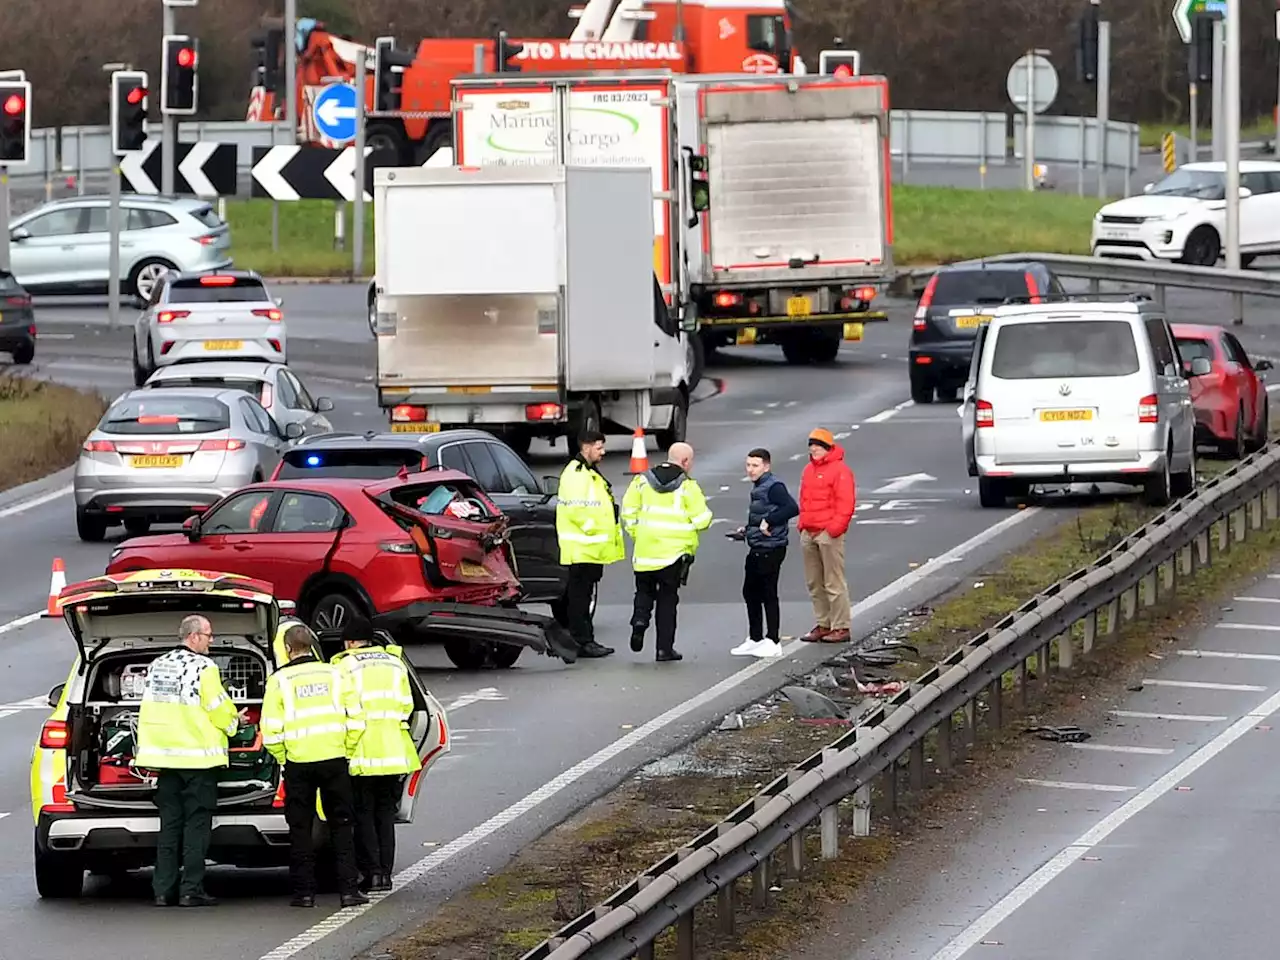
0, 464, 74, 514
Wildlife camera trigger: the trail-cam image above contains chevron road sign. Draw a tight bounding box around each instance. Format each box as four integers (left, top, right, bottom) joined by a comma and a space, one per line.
250, 145, 402, 201
1172, 0, 1225, 44
119, 140, 237, 197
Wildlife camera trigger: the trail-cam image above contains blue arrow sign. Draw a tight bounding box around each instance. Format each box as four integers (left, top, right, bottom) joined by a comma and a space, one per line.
313, 83, 358, 143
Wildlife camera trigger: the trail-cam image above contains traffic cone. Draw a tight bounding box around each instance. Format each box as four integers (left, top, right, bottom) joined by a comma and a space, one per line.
46, 558, 66, 617
628, 428, 649, 474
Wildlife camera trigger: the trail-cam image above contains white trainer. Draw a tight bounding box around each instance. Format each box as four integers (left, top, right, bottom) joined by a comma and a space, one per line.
749, 639, 783, 658
731, 638, 764, 656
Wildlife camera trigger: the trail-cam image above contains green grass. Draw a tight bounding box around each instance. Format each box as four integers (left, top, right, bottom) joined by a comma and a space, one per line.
1137, 114, 1275, 148
0, 376, 107, 491
223, 184, 1102, 276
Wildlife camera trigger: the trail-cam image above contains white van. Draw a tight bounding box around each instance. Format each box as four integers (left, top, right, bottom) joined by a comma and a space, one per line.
960, 296, 1198, 508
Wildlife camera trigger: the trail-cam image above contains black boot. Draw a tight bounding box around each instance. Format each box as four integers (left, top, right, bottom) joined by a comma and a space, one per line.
577, 640, 614, 658
340, 891, 371, 908
656, 649, 682, 662
373, 873, 393, 892
629, 625, 645, 652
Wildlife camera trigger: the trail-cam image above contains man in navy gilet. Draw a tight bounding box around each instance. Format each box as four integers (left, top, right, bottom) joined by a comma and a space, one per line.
730, 448, 798, 658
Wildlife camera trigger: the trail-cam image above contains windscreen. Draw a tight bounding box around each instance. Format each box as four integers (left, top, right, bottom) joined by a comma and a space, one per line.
168, 276, 269, 303
991, 320, 1140, 380
276, 448, 423, 479
1175, 337, 1214, 364
99, 396, 231, 434
1148, 168, 1224, 200
930, 270, 1030, 306
148, 376, 265, 401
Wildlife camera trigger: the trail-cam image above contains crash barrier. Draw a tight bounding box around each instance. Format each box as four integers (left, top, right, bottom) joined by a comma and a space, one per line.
518, 440, 1280, 960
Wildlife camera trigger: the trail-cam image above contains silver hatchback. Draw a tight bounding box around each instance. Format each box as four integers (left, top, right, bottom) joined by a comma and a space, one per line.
74, 387, 300, 542
142, 360, 335, 437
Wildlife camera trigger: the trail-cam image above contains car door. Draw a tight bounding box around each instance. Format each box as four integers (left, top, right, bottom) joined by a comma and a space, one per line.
1238, 172, 1280, 250
238, 396, 288, 475
1222, 331, 1261, 428
191, 488, 280, 573
279, 369, 333, 435
485, 440, 565, 599
961, 324, 989, 476
137, 274, 168, 359
1143, 317, 1193, 463
396, 664, 451, 823
252, 490, 347, 599
76, 206, 114, 286
8, 207, 85, 289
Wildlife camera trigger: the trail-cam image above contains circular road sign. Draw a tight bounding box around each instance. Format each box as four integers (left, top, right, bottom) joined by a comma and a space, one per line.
1006, 54, 1058, 114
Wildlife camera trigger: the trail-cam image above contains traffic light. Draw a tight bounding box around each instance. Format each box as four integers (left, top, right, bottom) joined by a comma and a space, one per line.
1077, 4, 1100, 83
162, 34, 199, 114
374, 37, 415, 111
496, 30, 525, 73
111, 71, 148, 156
0, 81, 31, 164
251, 26, 283, 92
817, 50, 860, 77
1191, 13, 1217, 84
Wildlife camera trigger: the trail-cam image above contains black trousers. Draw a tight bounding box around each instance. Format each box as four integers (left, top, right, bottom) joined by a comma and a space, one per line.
353, 774, 401, 877
153, 767, 218, 899
631, 561, 683, 653
743, 546, 787, 641
283, 757, 360, 897
565, 562, 603, 645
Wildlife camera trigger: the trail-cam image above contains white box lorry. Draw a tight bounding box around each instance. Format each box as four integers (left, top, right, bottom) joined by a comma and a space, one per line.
372, 164, 692, 453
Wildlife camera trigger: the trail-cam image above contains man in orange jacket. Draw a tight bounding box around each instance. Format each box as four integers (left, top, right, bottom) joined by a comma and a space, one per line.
797, 428, 856, 642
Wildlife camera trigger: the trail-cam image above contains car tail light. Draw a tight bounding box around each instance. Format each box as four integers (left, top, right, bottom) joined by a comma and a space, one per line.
260, 383, 274, 408
40, 719, 69, 750
253, 308, 283, 322
268, 339, 282, 352
975, 400, 994, 427
28, 324, 36, 337
4, 294, 30, 307
713, 291, 741, 308
1138, 394, 1159, 423
379, 540, 417, 554
196, 234, 219, 246
156, 310, 190, 324
391, 404, 427, 422
526, 402, 562, 421
198, 438, 247, 452
199, 275, 236, 286
913, 317, 927, 331
914, 274, 938, 321
1024, 271, 1041, 303
83, 439, 116, 453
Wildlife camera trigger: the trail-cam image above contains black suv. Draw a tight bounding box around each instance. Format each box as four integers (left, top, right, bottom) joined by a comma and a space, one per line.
908, 261, 1064, 403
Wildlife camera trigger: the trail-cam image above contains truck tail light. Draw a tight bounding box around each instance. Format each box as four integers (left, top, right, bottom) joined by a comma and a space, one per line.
526, 402, 562, 421
854, 285, 876, 301
975, 400, 994, 427
1138, 395, 1159, 423
914, 274, 938, 321
40, 719, 69, 749
391, 405, 427, 422
713, 291, 742, 308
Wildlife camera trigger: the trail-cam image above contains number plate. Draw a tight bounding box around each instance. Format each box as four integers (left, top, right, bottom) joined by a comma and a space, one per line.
786, 295, 812, 318
390, 422, 442, 433
955, 315, 991, 329
203, 339, 243, 351
459, 559, 488, 578
127, 455, 185, 468
1101, 229, 1133, 240
1039, 409, 1093, 422
842, 322, 864, 341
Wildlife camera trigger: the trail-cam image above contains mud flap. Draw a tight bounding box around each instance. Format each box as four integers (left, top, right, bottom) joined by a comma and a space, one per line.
373, 603, 579, 664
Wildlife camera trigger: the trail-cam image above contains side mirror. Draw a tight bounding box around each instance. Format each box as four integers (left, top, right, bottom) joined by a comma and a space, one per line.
183, 515, 201, 541
47, 683, 65, 708
1142, 182, 1154, 194
273, 296, 283, 307
1190, 357, 1213, 377
541, 475, 560, 497
1255, 358, 1273, 372
284, 421, 305, 440
10, 226, 30, 242
315, 397, 334, 412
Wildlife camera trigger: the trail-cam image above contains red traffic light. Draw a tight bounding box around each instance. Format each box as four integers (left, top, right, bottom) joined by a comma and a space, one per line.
833, 63, 852, 77
127, 86, 146, 105
2, 94, 23, 116
177, 47, 196, 68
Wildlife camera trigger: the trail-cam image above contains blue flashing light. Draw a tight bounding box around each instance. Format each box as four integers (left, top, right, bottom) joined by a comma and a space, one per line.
306, 455, 321, 466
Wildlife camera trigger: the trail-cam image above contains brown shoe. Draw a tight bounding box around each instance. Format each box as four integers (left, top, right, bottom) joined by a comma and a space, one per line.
821, 628, 851, 643
801, 626, 830, 642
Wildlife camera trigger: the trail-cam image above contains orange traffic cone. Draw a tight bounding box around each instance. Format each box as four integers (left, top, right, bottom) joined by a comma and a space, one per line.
628, 427, 649, 474
46, 558, 66, 616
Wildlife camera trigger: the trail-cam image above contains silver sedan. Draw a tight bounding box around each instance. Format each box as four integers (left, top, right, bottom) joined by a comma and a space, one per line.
141, 360, 335, 437
74, 386, 301, 542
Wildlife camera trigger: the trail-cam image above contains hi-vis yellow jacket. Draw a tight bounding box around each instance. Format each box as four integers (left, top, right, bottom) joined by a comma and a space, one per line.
135, 647, 240, 769
332, 645, 421, 777
621, 465, 713, 572
261, 656, 365, 765
555, 457, 624, 565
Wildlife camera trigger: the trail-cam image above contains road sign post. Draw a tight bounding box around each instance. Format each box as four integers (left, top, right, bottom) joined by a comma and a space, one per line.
1007, 51, 1058, 192
108, 162, 121, 327
1225, 0, 1240, 293
161, 2, 176, 195
353, 55, 366, 278
1212, 17, 1225, 161
1096, 19, 1110, 197
0, 171, 10, 272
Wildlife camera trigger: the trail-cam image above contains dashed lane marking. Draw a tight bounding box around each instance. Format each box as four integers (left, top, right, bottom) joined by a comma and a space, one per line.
863, 399, 914, 424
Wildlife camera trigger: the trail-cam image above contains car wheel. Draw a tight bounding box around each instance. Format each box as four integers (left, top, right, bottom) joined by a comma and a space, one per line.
1178, 226, 1221, 267
131, 339, 148, 387
34, 844, 84, 899
1249, 398, 1269, 452
977, 477, 1005, 508
308, 591, 367, 637
488, 644, 523, 668
1171, 446, 1196, 497
1143, 447, 1173, 506
123, 518, 151, 537
1221, 406, 1247, 459
128, 259, 176, 302
656, 391, 688, 449
76, 508, 107, 543
11, 339, 34, 365
443, 639, 489, 670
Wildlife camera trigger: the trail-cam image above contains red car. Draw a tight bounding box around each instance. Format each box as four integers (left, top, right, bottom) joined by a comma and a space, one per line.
106, 470, 577, 669
1172, 323, 1273, 458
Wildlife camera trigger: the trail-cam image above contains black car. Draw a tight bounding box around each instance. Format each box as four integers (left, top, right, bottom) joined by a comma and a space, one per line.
0, 269, 35, 365
273, 430, 581, 621
908, 261, 1064, 403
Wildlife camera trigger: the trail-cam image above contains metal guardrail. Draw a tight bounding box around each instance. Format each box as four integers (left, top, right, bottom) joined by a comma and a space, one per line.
518, 442, 1280, 960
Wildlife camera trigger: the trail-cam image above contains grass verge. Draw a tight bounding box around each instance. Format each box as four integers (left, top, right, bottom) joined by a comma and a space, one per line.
380, 488, 1280, 960
0, 376, 106, 492
1137, 114, 1274, 148
222, 186, 1100, 276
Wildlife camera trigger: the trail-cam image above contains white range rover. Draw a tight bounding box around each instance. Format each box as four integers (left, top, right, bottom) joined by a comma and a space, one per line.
1090, 160, 1280, 267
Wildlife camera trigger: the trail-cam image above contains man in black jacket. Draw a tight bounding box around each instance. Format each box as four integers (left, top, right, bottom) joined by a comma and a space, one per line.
730, 448, 799, 658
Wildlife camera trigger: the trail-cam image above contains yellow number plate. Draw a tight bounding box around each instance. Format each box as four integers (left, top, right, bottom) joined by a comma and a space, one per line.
786, 296, 812, 318
842, 322, 864, 342
1040, 409, 1093, 422
391, 422, 442, 433
127, 455, 185, 468
955, 315, 992, 329
459, 559, 488, 578
735, 327, 758, 346
203, 339, 243, 351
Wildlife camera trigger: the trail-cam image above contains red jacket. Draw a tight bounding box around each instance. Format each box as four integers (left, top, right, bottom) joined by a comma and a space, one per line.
798, 444, 856, 538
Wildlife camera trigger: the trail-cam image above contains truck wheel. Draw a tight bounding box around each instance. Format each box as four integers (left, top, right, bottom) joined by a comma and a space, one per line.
571, 398, 602, 445
780, 337, 812, 364
414, 123, 452, 166
656, 392, 688, 448
366, 122, 409, 165
684, 334, 704, 391
809, 330, 841, 364
35, 844, 84, 899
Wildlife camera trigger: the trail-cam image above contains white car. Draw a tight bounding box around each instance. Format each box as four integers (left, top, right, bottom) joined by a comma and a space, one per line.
1091, 160, 1280, 267
132, 270, 288, 385
142, 360, 335, 437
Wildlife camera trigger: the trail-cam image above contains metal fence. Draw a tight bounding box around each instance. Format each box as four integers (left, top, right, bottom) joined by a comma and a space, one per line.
517, 441, 1280, 960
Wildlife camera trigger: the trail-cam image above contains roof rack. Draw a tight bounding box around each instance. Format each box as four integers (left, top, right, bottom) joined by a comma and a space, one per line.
1000, 292, 1153, 305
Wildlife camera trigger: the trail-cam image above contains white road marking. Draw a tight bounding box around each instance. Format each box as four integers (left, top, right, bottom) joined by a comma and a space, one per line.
1067, 743, 1174, 756
785, 400, 798, 407
0, 612, 44, 636
1216, 623, 1280, 632
0, 711, 17, 721
1111, 710, 1228, 722
0, 485, 71, 520
1141, 678, 1266, 692
932, 683, 1280, 960
765, 401, 780, 408
1017, 778, 1135, 793
259, 502, 1044, 960
1180, 648, 1280, 661
444, 687, 505, 711
1234, 595, 1280, 603
863, 399, 914, 424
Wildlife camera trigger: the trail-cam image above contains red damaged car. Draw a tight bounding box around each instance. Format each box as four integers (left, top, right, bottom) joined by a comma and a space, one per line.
1172, 323, 1273, 458
106, 470, 577, 669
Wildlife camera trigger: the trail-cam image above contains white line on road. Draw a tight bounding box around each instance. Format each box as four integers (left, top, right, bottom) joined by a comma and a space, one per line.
1068, 743, 1174, 756
444, 688, 505, 711
1234, 596, 1280, 603
0, 485, 70, 521
863, 399, 914, 424
0, 612, 43, 636
1111, 710, 1228, 722
1017, 778, 1135, 793
935, 684, 1280, 959
1216, 623, 1280, 632
0, 711, 17, 721
1179, 648, 1280, 661
1141, 678, 1266, 692
259, 500, 1044, 960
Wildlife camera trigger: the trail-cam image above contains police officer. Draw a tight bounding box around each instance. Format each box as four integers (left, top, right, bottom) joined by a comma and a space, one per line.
331, 615, 421, 894
555, 429, 624, 658
137, 614, 246, 908
621, 442, 713, 662
261, 624, 369, 909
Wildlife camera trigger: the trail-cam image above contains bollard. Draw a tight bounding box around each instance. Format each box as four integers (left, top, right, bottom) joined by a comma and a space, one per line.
1196, 529, 1212, 568
789, 831, 804, 877
1232, 508, 1247, 543
1250, 495, 1264, 530
1178, 544, 1193, 578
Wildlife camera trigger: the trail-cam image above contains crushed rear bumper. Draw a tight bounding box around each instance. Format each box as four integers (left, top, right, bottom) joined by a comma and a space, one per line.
375, 602, 579, 663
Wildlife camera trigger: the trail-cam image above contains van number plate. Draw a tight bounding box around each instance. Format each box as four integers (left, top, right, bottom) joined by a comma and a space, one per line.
1040, 409, 1093, 422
